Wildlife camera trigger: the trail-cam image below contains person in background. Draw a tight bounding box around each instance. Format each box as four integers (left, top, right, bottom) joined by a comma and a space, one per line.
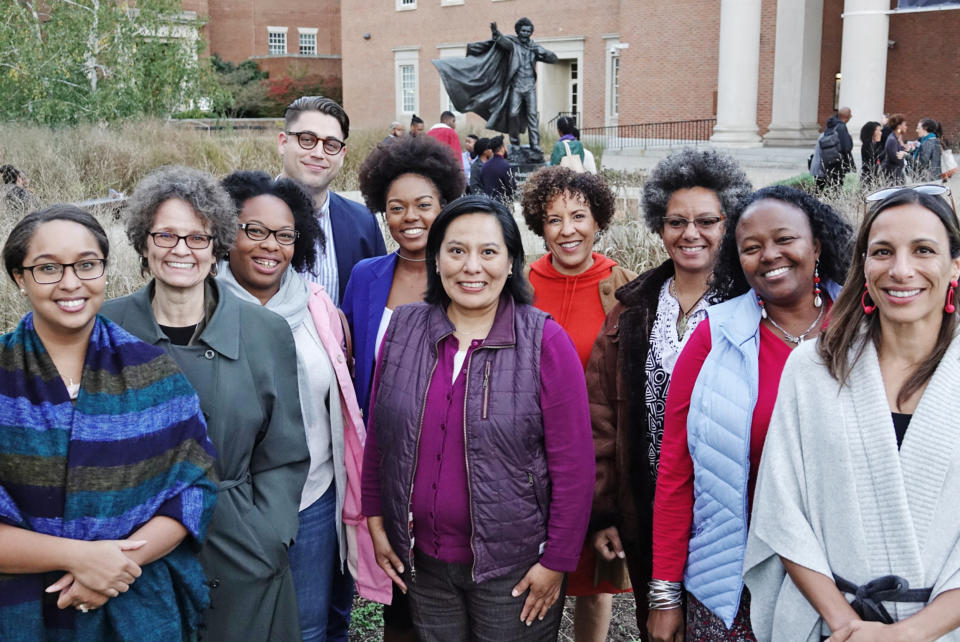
913, 118, 943, 182
383, 121, 406, 145
882, 113, 909, 186
587, 148, 752, 639
859, 121, 884, 187
0, 205, 217, 640
573, 128, 598, 174
550, 116, 585, 167
469, 137, 492, 195
344, 134, 465, 641
410, 114, 425, 137
521, 166, 636, 641
101, 166, 310, 641
279, 96, 387, 305
426, 111, 463, 163
815, 107, 855, 193
0, 164, 28, 187
745, 185, 960, 641
362, 194, 594, 640
480, 135, 516, 203
218, 170, 391, 641
462, 134, 479, 185
648, 185, 852, 642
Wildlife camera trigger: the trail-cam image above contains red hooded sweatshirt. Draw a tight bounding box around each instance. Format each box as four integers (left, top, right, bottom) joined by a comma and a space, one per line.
529, 252, 616, 368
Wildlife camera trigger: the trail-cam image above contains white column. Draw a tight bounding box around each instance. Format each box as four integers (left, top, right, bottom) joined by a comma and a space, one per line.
710, 0, 762, 147
838, 0, 890, 139
763, 0, 824, 147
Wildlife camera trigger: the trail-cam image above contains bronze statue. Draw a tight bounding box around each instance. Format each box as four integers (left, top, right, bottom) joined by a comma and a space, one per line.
433, 17, 557, 163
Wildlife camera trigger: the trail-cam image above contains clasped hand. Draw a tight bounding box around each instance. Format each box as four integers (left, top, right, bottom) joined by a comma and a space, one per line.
45, 539, 146, 610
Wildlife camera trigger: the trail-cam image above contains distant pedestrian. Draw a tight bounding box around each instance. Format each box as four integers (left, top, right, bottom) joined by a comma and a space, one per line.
550, 116, 585, 169
813, 107, 854, 193
913, 118, 943, 182
573, 127, 597, 174
382, 121, 405, 145
480, 135, 516, 203
409, 114, 425, 137
425, 111, 463, 162
468, 138, 492, 195
859, 120, 884, 187
882, 114, 909, 185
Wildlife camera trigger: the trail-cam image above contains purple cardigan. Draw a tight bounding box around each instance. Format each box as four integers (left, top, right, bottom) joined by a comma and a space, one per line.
362, 301, 593, 578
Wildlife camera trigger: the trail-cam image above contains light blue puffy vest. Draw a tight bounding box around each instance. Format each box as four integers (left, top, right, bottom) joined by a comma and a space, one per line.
683, 283, 840, 627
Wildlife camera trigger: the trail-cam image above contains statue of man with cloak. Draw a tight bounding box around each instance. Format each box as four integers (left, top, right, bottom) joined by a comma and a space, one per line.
433, 18, 557, 163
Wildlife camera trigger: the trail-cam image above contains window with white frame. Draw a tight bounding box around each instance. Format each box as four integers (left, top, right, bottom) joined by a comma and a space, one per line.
267, 27, 287, 56
611, 54, 619, 117
394, 48, 419, 114
298, 28, 317, 56
400, 65, 416, 112
396, 0, 416, 9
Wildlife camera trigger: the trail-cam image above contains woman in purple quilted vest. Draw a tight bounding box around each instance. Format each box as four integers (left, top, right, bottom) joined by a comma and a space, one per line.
361, 194, 595, 640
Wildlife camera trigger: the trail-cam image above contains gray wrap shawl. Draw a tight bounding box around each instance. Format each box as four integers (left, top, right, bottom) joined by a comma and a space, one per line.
743, 336, 960, 641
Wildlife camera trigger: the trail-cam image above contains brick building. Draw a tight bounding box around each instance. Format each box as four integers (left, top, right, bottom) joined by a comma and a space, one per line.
182, 0, 341, 88
339, 0, 959, 146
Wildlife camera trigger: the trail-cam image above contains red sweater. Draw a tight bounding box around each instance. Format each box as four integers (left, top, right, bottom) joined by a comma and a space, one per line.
426, 124, 462, 163
651, 319, 792, 581
529, 252, 616, 368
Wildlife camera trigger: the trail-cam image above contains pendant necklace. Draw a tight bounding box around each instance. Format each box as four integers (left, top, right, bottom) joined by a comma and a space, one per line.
670, 279, 707, 341
765, 305, 825, 345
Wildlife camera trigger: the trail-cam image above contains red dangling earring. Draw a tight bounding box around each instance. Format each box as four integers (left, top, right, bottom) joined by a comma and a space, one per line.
813, 260, 822, 308
945, 280, 958, 314
861, 285, 876, 315
756, 293, 767, 318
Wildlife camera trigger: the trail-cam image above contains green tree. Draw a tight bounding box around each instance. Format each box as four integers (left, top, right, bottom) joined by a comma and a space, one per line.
0, 0, 214, 124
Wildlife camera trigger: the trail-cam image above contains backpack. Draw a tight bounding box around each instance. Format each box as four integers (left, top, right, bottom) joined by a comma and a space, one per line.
817, 126, 842, 169
559, 140, 585, 173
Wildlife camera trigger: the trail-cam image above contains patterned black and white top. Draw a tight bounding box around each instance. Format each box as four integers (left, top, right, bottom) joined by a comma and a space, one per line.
644, 278, 709, 483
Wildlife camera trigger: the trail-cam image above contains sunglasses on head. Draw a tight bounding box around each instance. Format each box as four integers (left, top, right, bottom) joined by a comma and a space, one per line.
864, 183, 956, 218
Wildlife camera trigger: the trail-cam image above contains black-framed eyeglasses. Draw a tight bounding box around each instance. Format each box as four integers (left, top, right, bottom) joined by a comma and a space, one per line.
286, 131, 345, 154
239, 223, 300, 245
20, 258, 106, 285
148, 231, 213, 249
663, 215, 725, 231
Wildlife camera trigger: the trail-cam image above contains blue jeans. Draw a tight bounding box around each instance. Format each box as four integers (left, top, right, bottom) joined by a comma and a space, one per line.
288, 484, 339, 642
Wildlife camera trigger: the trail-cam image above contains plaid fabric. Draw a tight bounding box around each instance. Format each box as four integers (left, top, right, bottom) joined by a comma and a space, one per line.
0, 314, 217, 641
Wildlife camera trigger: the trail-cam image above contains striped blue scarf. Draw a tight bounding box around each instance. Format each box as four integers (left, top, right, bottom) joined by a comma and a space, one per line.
0, 313, 218, 641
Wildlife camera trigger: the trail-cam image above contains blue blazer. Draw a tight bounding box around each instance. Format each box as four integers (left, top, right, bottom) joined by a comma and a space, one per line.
340, 252, 398, 419
328, 191, 387, 303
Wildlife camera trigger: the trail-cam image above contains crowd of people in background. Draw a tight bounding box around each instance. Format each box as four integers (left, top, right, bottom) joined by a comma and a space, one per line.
1, 93, 959, 642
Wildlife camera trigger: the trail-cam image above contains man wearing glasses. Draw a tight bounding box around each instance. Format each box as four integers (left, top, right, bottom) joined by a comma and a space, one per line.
278, 96, 386, 305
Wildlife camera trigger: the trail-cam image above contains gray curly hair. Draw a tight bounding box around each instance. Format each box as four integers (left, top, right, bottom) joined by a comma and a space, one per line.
641, 148, 752, 233
126, 165, 237, 265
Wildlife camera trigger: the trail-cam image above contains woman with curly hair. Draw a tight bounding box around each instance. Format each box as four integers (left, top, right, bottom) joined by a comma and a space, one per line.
342, 134, 465, 640
585, 148, 751, 640
101, 166, 310, 641
744, 185, 960, 641
216, 171, 391, 640
648, 185, 852, 642
519, 165, 634, 640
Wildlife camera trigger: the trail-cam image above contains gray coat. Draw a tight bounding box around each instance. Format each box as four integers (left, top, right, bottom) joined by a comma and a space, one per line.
102, 280, 309, 642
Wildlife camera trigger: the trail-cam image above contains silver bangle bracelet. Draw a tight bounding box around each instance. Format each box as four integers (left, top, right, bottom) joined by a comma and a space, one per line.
647, 579, 683, 611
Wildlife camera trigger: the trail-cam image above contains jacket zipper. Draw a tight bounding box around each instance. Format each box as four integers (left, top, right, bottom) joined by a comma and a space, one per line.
464, 349, 505, 581
481, 361, 491, 419
406, 338, 445, 580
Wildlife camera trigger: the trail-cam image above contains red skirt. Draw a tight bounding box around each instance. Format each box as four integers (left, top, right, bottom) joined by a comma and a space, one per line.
566, 540, 634, 596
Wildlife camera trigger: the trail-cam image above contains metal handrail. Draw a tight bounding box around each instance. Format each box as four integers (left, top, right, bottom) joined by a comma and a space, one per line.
580, 118, 716, 150
546, 111, 580, 129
